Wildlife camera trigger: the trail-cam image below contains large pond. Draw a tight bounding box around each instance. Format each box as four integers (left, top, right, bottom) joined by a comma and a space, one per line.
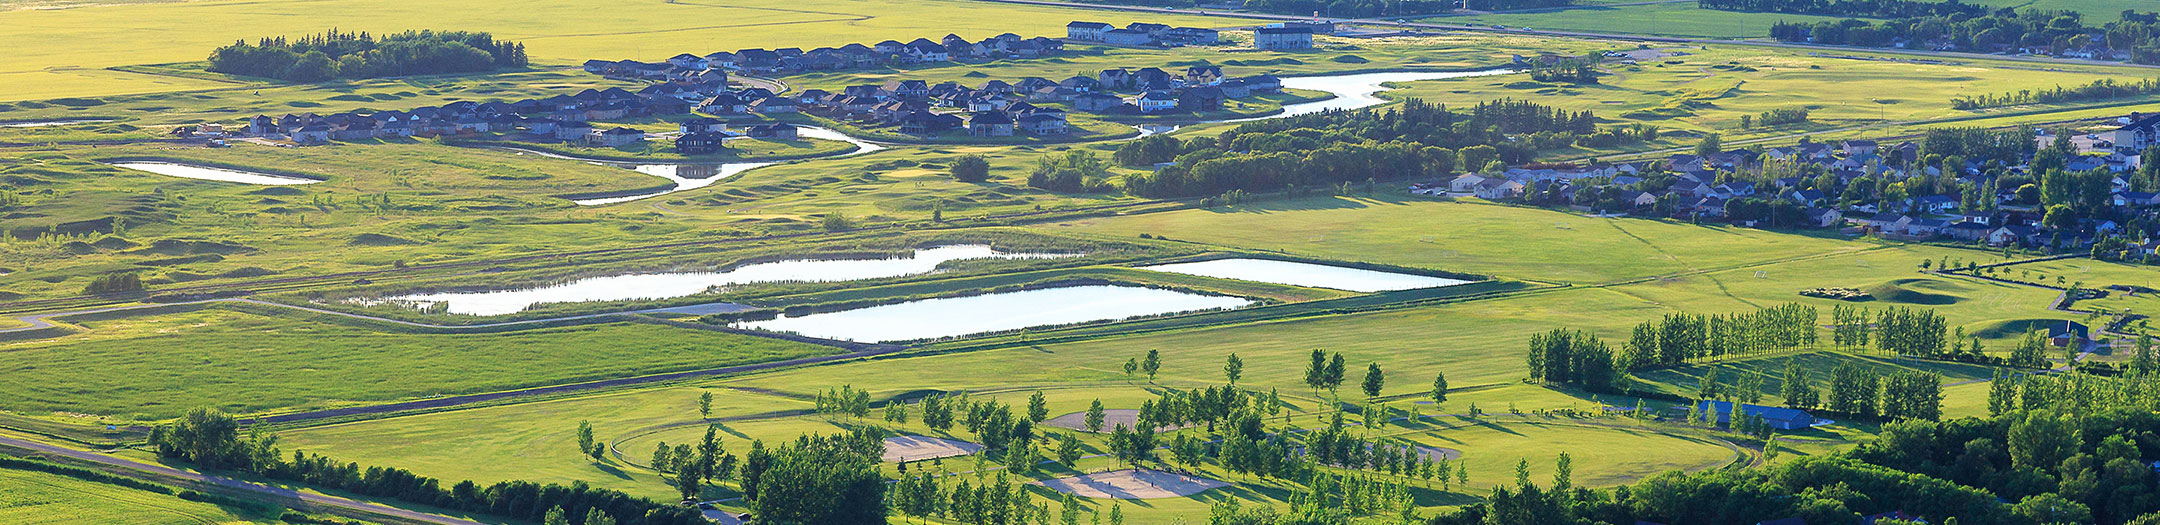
737, 284, 1252, 342
383, 245, 1068, 315
572, 126, 883, 206
1140, 258, 1470, 292
1255, 69, 1516, 121
107, 161, 322, 185
2, 118, 115, 128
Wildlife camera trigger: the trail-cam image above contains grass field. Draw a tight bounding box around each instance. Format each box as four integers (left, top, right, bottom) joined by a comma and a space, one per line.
1437, 2, 1855, 39
0, 0, 1251, 101
0, 466, 279, 524
1046, 195, 1873, 284
1384, 45, 2156, 138
0, 305, 837, 420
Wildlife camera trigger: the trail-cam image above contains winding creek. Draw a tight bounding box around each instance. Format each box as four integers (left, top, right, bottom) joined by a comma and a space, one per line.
380, 245, 1069, 315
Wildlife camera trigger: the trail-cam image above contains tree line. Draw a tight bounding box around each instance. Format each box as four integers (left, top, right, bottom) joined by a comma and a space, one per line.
1767, 9, 2160, 65
208, 30, 528, 82
1952, 77, 2160, 109
1620, 303, 1820, 371
1697, 0, 1990, 19
1118, 99, 1655, 199
147, 408, 706, 525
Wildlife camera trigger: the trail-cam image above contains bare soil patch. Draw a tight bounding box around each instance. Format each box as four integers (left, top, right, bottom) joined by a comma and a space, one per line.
1032, 468, 1230, 499
882, 435, 984, 463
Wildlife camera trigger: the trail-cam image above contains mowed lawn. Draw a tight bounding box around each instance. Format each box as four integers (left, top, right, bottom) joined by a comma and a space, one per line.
1045, 196, 1871, 284
0, 467, 279, 524
0, 0, 1248, 101
0, 307, 837, 420
1434, 2, 1853, 39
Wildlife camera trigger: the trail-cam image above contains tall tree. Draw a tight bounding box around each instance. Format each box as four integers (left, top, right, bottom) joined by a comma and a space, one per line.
1323, 353, 1348, 395
1224, 353, 1244, 386
698, 391, 714, 419
1362, 363, 1386, 399
1431, 372, 1450, 408
1141, 349, 1161, 382
1085, 400, 1106, 433
1304, 349, 1328, 392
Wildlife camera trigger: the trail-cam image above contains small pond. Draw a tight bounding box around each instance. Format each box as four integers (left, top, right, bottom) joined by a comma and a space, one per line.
736, 284, 1252, 342
1, 118, 115, 128
572, 126, 884, 206
384, 245, 1069, 316
107, 161, 321, 185
1139, 258, 1470, 292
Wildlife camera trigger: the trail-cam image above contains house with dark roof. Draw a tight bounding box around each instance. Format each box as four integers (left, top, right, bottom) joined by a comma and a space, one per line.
675, 132, 727, 155
966, 111, 1015, 137
747, 122, 798, 140
1066, 21, 1114, 41
1102, 28, 1153, 46
594, 127, 645, 147
1254, 25, 1313, 50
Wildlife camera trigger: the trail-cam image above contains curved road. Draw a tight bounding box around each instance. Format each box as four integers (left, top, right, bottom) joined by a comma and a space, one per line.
0, 435, 481, 525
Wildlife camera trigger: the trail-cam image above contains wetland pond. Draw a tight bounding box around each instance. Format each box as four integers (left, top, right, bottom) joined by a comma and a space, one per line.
1139, 258, 1470, 292
737, 284, 1252, 343
385, 245, 1070, 315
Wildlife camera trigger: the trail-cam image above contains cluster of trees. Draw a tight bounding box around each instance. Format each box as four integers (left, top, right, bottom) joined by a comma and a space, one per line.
1525, 329, 1621, 392
147, 408, 706, 524
1120, 99, 1651, 199
815, 384, 875, 418
889, 472, 1047, 525
1026, 150, 1114, 193
739, 430, 887, 524
208, 30, 527, 82
1767, 9, 2160, 65
83, 271, 144, 294
1829, 305, 1954, 357
1824, 364, 1943, 420
1748, 107, 1812, 128
647, 425, 737, 501
1952, 76, 2160, 109
1300, 412, 1460, 485
1620, 304, 1820, 370
1527, 59, 1599, 84
1697, 0, 1989, 18
949, 154, 991, 183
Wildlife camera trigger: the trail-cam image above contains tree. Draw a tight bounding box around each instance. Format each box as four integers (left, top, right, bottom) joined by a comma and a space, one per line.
542, 506, 571, 525
951, 154, 991, 182
1141, 349, 1161, 382
2008, 410, 2079, 471
583, 508, 618, 525
1224, 353, 1244, 386
698, 391, 713, 419
1323, 353, 1347, 395
1084, 399, 1108, 433
1123, 358, 1138, 380
1431, 372, 1449, 408
1057, 433, 1084, 466
1780, 362, 1820, 410
1304, 349, 1328, 392
577, 420, 598, 460
1361, 363, 1385, 399
748, 433, 887, 525
1694, 133, 1723, 158
1028, 391, 1049, 423
2013, 492, 2093, 525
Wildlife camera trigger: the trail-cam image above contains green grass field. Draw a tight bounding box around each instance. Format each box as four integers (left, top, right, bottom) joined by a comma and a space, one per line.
0, 466, 279, 524
0, 305, 837, 420
1047, 196, 1873, 284
1437, 2, 1854, 39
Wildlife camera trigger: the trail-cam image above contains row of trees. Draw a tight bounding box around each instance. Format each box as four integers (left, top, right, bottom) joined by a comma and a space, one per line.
208, 30, 527, 82
1767, 9, 2160, 65
1525, 328, 1622, 392
1952, 76, 2160, 109
1697, 0, 1991, 18
148, 408, 706, 524
1621, 304, 1820, 370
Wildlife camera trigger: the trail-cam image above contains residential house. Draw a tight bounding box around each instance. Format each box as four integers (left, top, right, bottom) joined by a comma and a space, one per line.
553, 121, 593, 141
1177, 86, 1223, 111
679, 117, 726, 134
1073, 92, 1123, 111
1133, 90, 1177, 113
1018, 113, 1067, 135
676, 132, 727, 154
667, 53, 709, 70
1102, 28, 1153, 46
1162, 27, 1219, 45
1690, 401, 1825, 430
1067, 21, 1114, 41
1804, 207, 1843, 228
966, 111, 1015, 137
595, 127, 645, 147
747, 122, 798, 140
1474, 178, 1526, 200
1254, 26, 1314, 50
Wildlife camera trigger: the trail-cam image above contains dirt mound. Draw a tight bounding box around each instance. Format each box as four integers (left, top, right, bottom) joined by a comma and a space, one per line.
1865, 279, 1961, 305
89, 236, 138, 251
133, 238, 256, 256
249, 186, 306, 196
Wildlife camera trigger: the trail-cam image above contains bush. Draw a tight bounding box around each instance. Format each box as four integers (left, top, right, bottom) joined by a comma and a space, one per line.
950, 154, 991, 183
83, 272, 144, 295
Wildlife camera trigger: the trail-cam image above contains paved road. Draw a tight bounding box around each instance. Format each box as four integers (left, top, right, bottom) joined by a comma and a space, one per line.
0, 436, 481, 525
